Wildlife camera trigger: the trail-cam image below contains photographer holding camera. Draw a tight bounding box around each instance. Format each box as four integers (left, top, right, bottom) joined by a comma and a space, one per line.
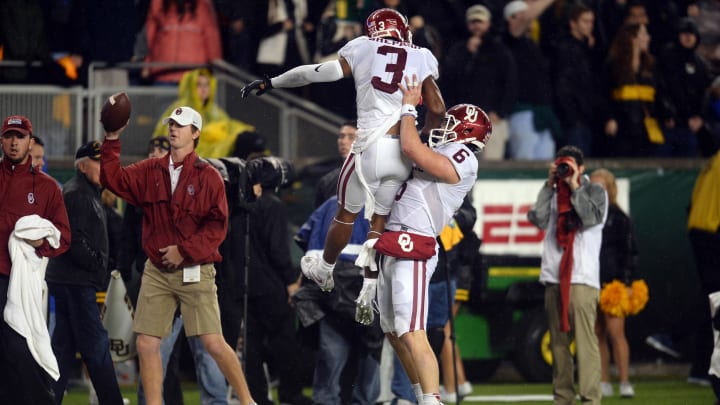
528, 145, 608, 404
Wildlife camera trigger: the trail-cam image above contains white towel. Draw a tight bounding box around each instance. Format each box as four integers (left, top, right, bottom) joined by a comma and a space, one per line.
709, 291, 720, 378
4, 214, 61, 380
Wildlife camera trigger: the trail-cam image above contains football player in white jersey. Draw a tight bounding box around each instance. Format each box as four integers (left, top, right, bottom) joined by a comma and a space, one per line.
240, 8, 446, 292
355, 75, 491, 405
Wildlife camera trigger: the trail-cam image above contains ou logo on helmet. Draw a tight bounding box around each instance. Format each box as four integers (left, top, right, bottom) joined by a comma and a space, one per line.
398, 233, 414, 252
464, 105, 478, 123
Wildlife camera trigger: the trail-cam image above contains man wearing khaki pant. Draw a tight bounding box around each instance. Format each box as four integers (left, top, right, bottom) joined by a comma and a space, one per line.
528, 146, 608, 404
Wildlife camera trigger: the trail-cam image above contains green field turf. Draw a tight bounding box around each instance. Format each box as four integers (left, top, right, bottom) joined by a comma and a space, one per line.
61, 378, 714, 405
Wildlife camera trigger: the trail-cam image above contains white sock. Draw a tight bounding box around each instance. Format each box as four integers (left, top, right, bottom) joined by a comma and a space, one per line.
412, 383, 423, 402
320, 258, 334, 272
421, 393, 441, 405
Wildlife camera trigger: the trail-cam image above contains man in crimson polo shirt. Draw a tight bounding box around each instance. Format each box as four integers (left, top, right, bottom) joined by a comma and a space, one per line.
100, 106, 257, 405
0, 114, 71, 404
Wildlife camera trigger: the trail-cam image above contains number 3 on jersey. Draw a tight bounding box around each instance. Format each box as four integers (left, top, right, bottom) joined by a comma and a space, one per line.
371, 45, 408, 93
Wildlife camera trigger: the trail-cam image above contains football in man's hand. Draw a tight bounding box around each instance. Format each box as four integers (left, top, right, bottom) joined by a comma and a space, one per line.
100, 92, 131, 132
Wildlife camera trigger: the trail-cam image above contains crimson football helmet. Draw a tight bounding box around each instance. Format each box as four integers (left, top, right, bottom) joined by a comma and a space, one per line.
429, 104, 492, 151
366, 8, 412, 43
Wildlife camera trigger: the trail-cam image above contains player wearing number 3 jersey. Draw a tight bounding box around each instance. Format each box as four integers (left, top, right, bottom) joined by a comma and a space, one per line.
240, 8, 445, 293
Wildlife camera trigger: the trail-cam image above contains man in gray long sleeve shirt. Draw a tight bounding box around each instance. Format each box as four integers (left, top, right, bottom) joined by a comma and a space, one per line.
527, 145, 608, 405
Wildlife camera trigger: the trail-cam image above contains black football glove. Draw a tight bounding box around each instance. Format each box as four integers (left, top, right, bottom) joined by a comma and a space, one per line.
240, 75, 273, 98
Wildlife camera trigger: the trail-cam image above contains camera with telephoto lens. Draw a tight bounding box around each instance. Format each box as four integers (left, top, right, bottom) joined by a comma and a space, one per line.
554, 157, 575, 179
203, 156, 295, 209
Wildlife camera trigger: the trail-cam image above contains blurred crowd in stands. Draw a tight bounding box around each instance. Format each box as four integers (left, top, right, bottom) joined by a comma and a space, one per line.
1, 0, 719, 159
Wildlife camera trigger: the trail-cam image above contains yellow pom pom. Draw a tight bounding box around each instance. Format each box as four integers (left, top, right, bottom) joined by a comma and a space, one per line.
628, 279, 649, 315
599, 280, 631, 317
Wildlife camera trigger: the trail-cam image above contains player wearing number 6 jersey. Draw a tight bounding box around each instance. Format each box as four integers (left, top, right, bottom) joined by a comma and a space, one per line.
240, 8, 445, 293
356, 76, 491, 405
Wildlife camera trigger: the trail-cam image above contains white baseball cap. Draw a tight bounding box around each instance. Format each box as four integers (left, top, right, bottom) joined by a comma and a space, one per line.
162, 106, 202, 130
504, 0, 528, 20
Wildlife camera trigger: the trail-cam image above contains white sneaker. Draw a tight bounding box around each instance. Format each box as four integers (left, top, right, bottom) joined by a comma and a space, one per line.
420, 393, 443, 405
301, 256, 334, 291
439, 390, 456, 403
458, 381, 473, 396
440, 382, 471, 400
687, 376, 711, 386
600, 381, 614, 397
619, 382, 635, 398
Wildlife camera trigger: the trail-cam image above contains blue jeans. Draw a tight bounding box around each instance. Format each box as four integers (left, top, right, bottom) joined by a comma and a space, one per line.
312, 317, 380, 405
138, 316, 227, 405
391, 353, 416, 403
391, 281, 451, 402
49, 284, 124, 405
427, 280, 453, 329
507, 110, 556, 160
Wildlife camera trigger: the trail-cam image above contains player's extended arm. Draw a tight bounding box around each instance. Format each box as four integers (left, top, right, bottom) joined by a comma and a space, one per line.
419, 76, 446, 136
398, 76, 459, 184
240, 59, 349, 98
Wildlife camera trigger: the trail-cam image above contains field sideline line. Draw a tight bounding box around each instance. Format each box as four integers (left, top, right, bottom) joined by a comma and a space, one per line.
464, 394, 555, 402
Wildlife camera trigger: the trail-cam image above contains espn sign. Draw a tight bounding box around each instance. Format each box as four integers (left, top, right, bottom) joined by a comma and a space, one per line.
472, 179, 629, 257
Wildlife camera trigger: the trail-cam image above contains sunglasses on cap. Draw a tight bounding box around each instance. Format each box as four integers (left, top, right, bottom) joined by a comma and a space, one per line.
149, 137, 170, 151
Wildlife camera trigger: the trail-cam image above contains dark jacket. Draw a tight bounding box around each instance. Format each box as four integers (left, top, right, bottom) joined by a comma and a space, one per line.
605, 65, 675, 138
86, 0, 136, 63
104, 203, 124, 278
47, 172, 109, 291
553, 33, 604, 128
118, 204, 146, 281
599, 204, 638, 285
293, 197, 369, 324
503, 32, 554, 107
291, 198, 382, 352
658, 40, 713, 125
246, 189, 296, 297
314, 167, 339, 209
441, 36, 517, 118
0, 0, 51, 83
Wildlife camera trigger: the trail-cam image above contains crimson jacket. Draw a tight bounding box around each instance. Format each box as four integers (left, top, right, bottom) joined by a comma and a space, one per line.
100, 138, 228, 269
0, 157, 71, 276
